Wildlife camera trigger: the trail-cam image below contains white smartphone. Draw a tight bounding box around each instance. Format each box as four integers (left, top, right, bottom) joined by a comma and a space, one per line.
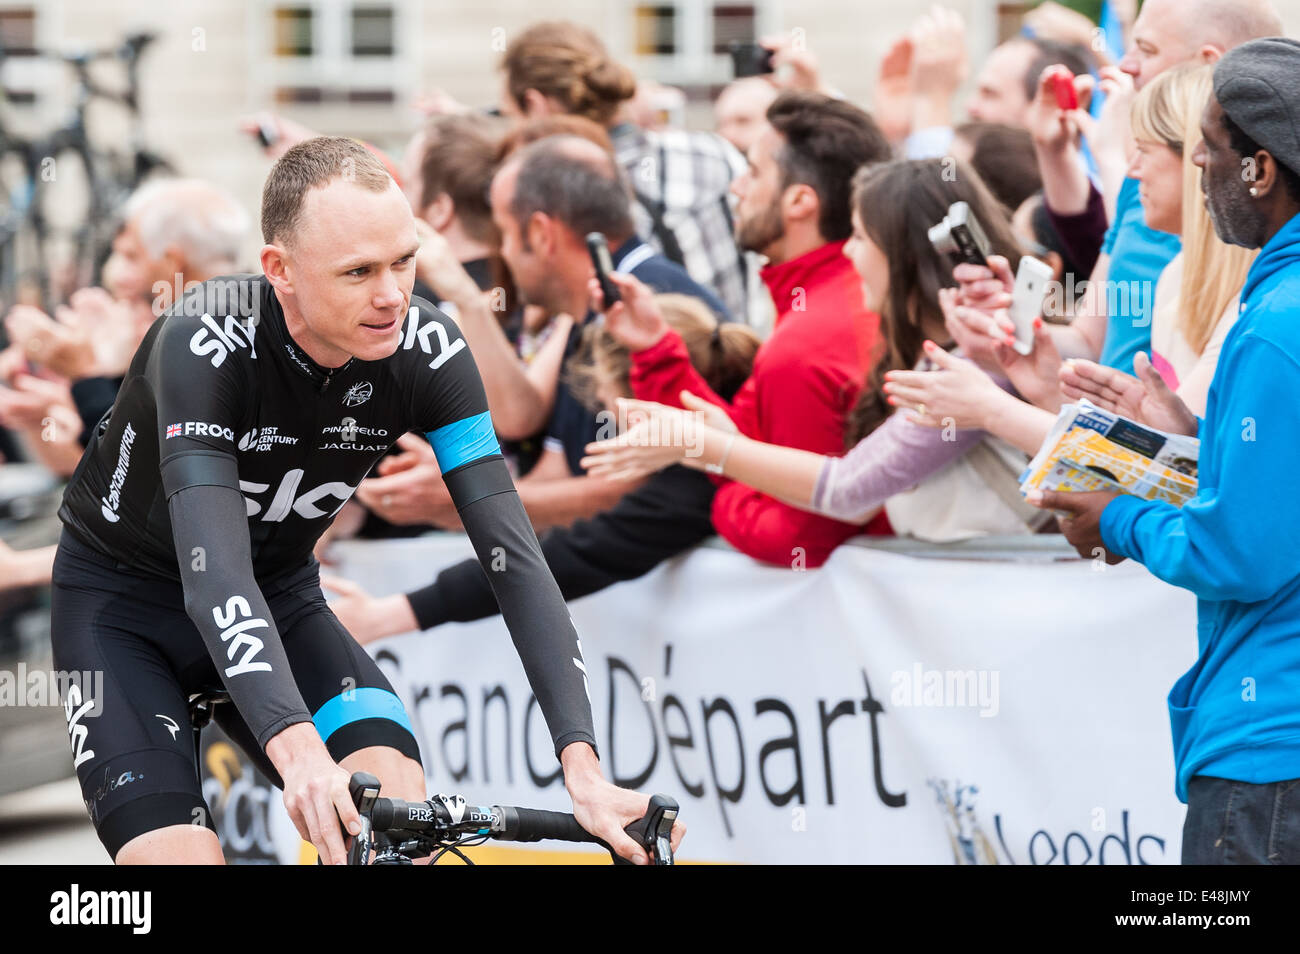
1008, 256, 1054, 355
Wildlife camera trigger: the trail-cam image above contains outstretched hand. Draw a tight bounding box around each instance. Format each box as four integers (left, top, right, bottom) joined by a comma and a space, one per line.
1058, 352, 1198, 436
883, 339, 1002, 430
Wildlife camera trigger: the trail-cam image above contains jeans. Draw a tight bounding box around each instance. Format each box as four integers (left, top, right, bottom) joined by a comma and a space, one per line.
1182, 775, 1300, 864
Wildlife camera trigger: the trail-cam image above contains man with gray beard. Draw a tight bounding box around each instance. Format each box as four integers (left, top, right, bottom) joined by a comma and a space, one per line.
1043, 37, 1300, 865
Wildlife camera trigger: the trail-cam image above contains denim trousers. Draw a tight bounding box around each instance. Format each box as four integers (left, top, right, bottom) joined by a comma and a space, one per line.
1182, 775, 1300, 864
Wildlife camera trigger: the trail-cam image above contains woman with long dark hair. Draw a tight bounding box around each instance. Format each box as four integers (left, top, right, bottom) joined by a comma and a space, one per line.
585, 157, 1048, 542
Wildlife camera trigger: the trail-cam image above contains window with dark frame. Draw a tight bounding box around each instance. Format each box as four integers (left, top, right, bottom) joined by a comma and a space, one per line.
269, 3, 402, 106
273, 6, 315, 57
0, 6, 39, 103
351, 6, 395, 57
635, 5, 678, 56
711, 3, 756, 54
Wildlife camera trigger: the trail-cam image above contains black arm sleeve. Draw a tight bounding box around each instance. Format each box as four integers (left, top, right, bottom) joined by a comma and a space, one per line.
406, 302, 598, 761
165, 467, 314, 750
441, 455, 598, 759
406, 466, 717, 629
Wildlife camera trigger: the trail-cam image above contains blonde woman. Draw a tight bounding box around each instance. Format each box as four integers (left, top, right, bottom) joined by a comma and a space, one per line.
884, 63, 1256, 448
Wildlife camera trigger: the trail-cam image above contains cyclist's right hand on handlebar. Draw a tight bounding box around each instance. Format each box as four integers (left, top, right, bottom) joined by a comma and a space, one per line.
561, 743, 685, 864
266, 722, 361, 865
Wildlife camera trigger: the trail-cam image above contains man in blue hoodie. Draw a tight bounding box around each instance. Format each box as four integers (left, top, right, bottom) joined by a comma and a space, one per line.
1034, 37, 1300, 865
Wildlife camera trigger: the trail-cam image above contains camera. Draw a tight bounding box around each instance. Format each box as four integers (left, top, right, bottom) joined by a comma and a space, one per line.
928, 201, 991, 267
728, 41, 774, 78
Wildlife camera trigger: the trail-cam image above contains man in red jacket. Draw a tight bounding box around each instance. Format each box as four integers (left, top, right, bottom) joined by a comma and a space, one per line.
605, 91, 893, 567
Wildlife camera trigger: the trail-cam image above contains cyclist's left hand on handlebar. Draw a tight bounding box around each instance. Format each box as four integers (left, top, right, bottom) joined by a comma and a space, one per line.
561, 743, 685, 864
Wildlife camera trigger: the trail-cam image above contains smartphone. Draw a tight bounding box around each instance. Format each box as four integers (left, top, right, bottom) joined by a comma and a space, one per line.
729, 41, 775, 78
1007, 255, 1054, 355
928, 201, 992, 268
253, 118, 280, 150
585, 232, 621, 308
1050, 71, 1078, 111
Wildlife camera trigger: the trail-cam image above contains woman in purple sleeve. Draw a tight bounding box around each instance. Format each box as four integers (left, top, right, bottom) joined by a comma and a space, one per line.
584, 157, 1049, 543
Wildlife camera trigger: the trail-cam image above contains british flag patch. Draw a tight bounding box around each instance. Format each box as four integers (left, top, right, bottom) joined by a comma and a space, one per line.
166, 423, 182, 439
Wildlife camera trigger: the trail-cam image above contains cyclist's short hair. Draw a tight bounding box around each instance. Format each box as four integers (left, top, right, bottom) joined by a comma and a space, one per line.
261, 136, 393, 246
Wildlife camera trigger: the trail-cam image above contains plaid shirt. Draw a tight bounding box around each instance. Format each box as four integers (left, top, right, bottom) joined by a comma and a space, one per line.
610, 122, 756, 325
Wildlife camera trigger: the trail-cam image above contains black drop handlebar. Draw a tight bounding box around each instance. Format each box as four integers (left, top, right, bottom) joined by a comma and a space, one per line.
346, 772, 678, 866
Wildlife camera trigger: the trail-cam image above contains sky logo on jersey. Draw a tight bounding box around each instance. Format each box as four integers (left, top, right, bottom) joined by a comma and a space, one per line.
189, 313, 258, 368
240, 469, 357, 521
212, 595, 272, 677
166, 421, 235, 442
402, 307, 466, 370
99, 422, 137, 523
342, 381, 373, 407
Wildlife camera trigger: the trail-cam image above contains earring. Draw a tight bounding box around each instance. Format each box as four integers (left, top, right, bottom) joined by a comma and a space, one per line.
1250, 187, 1259, 196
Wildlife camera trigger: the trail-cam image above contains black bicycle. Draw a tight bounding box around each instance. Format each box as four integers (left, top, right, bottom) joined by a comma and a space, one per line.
187, 687, 679, 865
0, 31, 172, 311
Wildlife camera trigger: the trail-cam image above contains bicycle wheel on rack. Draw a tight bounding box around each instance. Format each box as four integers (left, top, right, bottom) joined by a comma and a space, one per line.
30, 140, 103, 305
0, 146, 48, 312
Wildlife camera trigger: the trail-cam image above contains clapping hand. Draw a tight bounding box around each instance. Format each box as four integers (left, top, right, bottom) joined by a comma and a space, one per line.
1058, 352, 1198, 436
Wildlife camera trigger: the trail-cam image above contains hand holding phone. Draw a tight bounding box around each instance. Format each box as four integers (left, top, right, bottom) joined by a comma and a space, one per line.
1007, 256, 1054, 355
586, 232, 621, 309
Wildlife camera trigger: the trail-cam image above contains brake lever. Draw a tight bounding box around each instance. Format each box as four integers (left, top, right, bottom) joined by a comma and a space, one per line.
345, 771, 382, 866
612, 794, 678, 866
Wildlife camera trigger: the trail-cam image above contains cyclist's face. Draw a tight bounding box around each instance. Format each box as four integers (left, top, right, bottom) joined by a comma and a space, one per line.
281, 178, 418, 364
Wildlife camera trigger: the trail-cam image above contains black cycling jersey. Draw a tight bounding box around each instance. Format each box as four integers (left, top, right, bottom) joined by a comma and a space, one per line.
57, 275, 596, 759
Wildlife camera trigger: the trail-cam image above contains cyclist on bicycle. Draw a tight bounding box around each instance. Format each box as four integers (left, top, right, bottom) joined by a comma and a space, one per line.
50, 136, 682, 865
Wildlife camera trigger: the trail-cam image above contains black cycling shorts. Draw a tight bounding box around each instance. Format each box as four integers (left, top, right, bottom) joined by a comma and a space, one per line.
49, 529, 422, 860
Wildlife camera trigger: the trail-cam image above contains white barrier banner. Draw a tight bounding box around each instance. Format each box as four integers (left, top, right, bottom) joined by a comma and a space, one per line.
326, 535, 1197, 865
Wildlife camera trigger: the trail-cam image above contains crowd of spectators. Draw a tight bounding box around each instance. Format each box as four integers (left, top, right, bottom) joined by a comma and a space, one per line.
4, 0, 1300, 863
